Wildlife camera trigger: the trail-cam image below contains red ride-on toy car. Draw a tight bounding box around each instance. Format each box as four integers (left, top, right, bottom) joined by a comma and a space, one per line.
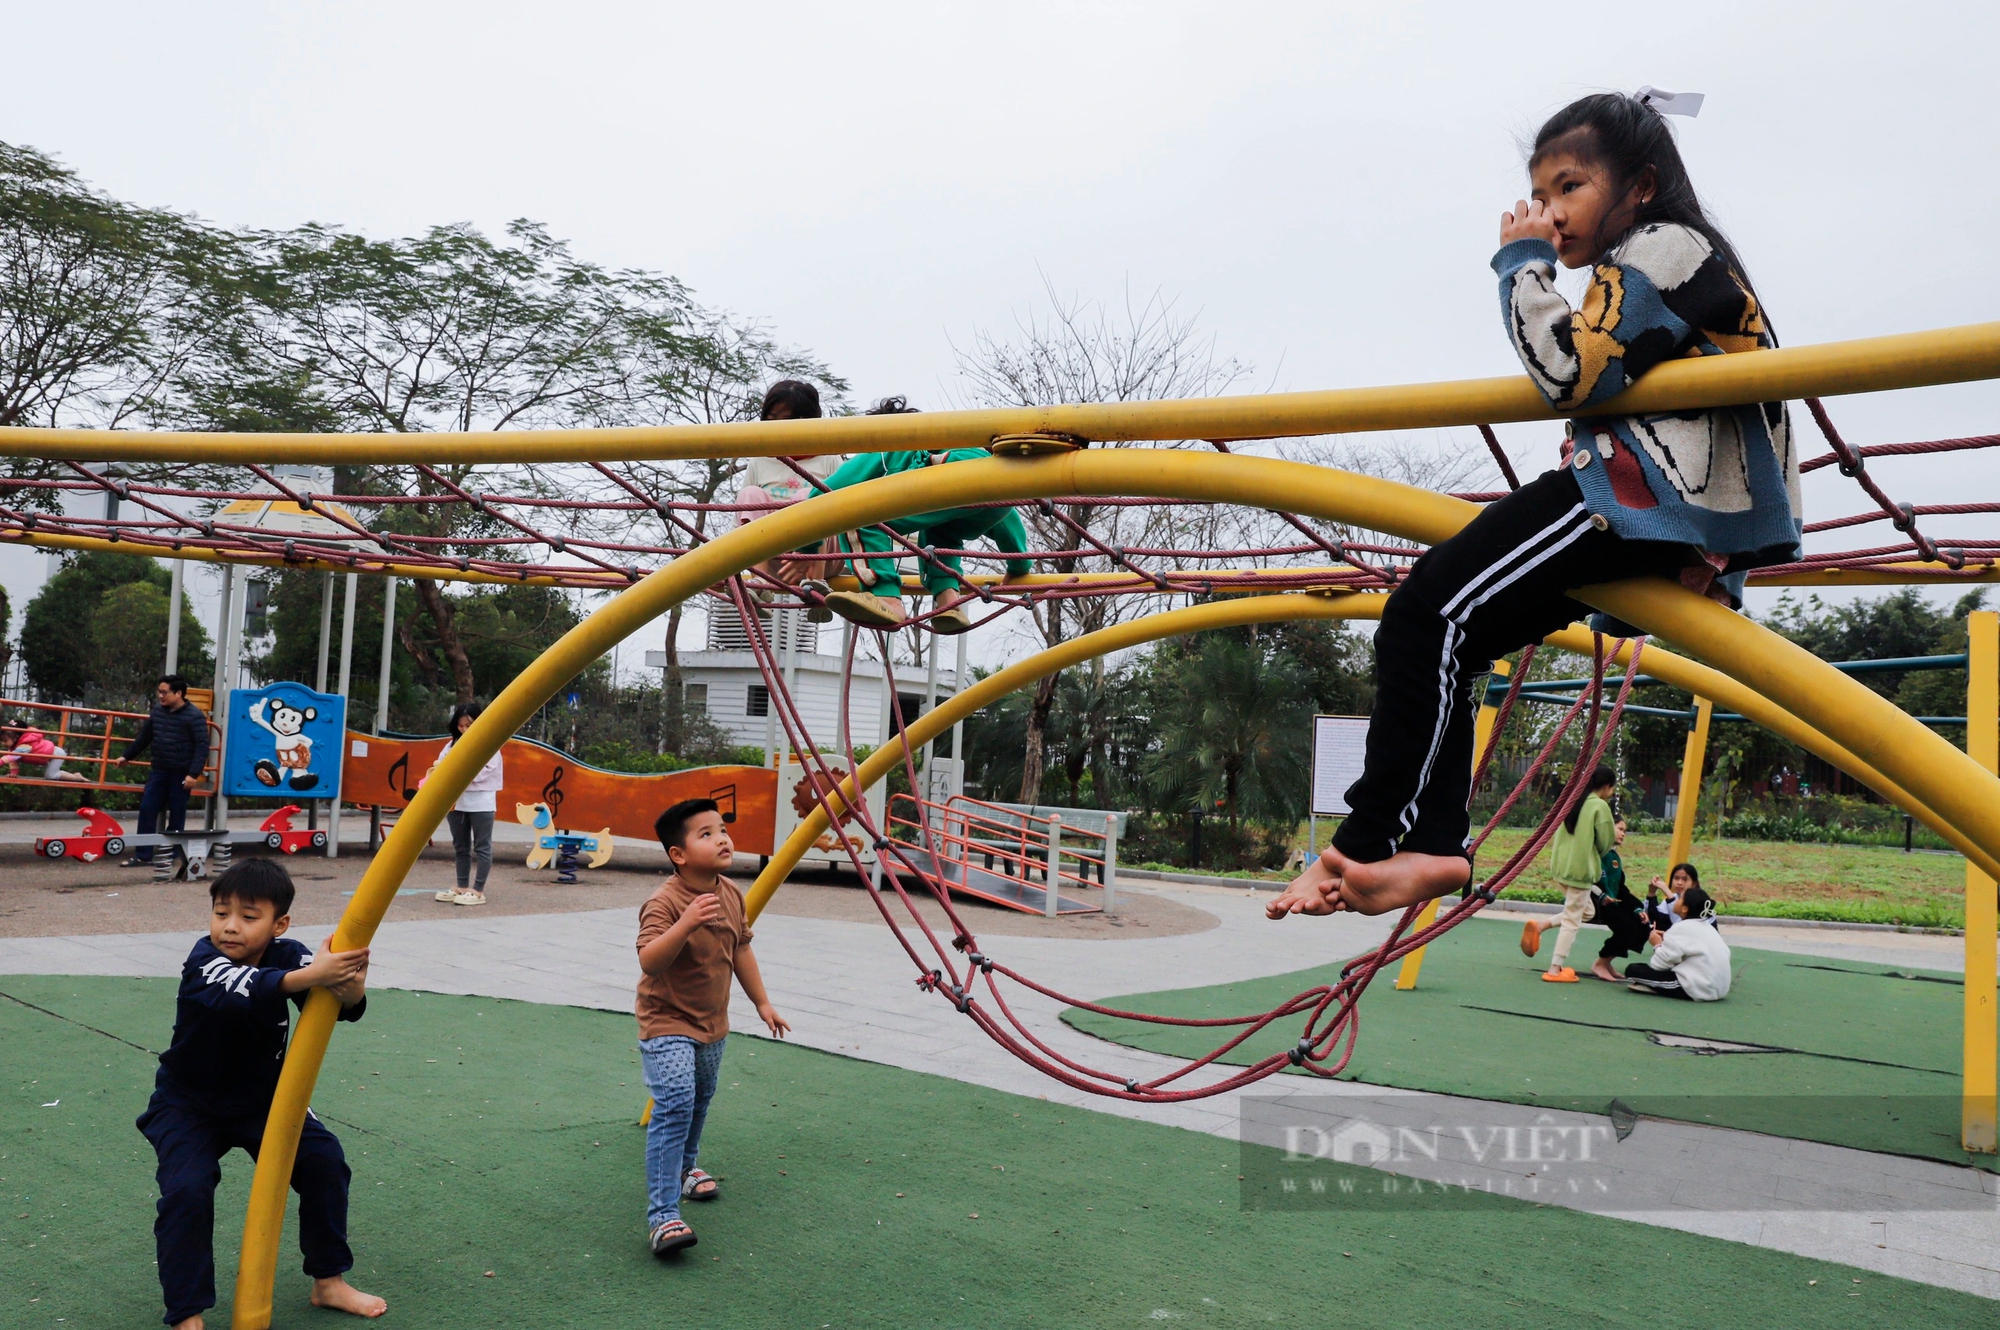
36, 807, 128, 863
259, 805, 328, 854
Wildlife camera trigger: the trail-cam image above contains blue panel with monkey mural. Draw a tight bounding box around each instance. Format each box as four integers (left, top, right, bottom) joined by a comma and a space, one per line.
221, 683, 347, 801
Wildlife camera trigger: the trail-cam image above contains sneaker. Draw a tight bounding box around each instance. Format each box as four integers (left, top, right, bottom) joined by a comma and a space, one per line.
451, 891, 487, 907
649, 1219, 697, 1255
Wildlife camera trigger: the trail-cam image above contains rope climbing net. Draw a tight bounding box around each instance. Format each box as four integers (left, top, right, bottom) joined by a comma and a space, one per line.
3, 401, 1996, 619
738, 528, 1647, 1098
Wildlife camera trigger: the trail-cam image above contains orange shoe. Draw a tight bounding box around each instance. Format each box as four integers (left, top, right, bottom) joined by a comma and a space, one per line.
1540, 967, 1579, 983
1519, 920, 1543, 957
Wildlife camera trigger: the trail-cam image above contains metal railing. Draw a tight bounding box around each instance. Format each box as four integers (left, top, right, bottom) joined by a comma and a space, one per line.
886, 791, 1121, 915
0, 697, 220, 793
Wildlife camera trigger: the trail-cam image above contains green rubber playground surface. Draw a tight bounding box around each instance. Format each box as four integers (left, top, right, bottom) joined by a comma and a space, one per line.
3, 976, 1991, 1329
1063, 917, 1996, 1171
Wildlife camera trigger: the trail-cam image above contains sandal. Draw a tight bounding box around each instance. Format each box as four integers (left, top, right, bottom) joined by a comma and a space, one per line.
929, 606, 973, 635
435, 889, 461, 903
649, 1218, 697, 1255
824, 591, 907, 629
451, 891, 487, 907
1519, 920, 1543, 957
681, 1168, 719, 1201
1540, 967, 1579, 983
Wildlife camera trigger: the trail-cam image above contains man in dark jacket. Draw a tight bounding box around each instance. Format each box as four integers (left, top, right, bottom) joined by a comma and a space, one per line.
123, 675, 210, 867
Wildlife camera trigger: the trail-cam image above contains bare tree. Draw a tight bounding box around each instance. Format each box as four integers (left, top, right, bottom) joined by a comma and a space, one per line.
565, 307, 848, 751
949, 276, 1252, 803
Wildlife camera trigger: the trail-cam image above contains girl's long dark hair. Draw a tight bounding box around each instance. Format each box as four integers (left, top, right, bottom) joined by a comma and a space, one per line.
1563, 764, 1618, 834
447, 702, 483, 741
1531, 92, 1755, 297
1669, 861, 1701, 892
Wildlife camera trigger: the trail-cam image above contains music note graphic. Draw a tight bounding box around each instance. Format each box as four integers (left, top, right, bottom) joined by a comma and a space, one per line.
541, 766, 567, 823
387, 752, 417, 801
710, 784, 738, 824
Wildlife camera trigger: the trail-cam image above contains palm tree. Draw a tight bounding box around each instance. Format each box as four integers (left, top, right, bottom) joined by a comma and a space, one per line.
1143, 633, 1312, 828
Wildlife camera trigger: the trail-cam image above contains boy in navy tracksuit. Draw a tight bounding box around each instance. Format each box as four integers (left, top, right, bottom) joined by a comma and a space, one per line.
135, 860, 386, 1329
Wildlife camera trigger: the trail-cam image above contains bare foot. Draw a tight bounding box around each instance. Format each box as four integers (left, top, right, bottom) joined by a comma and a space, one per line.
1591, 959, 1622, 982
171, 1316, 204, 1330
1265, 850, 1342, 919
311, 1276, 387, 1319
1334, 850, 1472, 917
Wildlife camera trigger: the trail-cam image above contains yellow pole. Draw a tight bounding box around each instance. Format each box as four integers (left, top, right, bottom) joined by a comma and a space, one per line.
1667, 697, 1714, 870
1395, 657, 1512, 990
1965, 610, 1998, 1153
232, 450, 2000, 1325
6, 321, 1997, 466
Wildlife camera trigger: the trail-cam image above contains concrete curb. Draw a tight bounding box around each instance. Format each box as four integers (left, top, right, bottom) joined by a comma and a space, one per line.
1116, 867, 1966, 937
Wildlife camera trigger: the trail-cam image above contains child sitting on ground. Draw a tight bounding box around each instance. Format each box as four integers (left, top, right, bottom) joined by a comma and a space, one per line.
636, 797, 791, 1256
1625, 884, 1732, 1000
135, 859, 383, 1329
784, 396, 1031, 634
1645, 861, 1702, 933
0, 717, 89, 781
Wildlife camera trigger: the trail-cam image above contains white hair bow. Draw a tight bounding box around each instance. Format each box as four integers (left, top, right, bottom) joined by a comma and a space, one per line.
1636, 86, 1704, 117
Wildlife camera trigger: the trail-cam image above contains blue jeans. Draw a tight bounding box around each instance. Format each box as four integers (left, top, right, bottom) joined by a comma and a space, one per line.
639, 1034, 726, 1228
136, 768, 192, 863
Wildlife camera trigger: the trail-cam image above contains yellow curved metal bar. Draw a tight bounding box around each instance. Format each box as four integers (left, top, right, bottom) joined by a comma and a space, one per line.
747, 603, 1954, 920
14, 320, 2000, 466
9, 523, 1997, 595
233, 447, 2000, 1326
744, 593, 1386, 921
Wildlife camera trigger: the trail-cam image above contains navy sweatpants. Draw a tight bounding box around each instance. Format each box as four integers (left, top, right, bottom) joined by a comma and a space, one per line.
136, 1092, 353, 1326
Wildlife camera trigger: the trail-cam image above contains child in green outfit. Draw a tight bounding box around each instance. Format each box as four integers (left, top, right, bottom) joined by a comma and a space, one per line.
789, 397, 1031, 634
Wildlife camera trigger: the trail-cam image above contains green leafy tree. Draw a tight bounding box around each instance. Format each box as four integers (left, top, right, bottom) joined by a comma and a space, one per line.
22, 551, 210, 703
1141, 632, 1313, 827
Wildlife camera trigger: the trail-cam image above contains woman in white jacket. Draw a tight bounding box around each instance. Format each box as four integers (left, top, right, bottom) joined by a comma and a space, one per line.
1625, 886, 1731, 1001
423, 703, 506, 906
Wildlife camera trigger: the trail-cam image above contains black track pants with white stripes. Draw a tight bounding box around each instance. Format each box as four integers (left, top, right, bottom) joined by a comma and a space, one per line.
1330, 466, 1693, 865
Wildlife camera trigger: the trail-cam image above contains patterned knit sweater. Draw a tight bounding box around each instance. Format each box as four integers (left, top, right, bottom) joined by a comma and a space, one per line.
1493, 223, 1802, 587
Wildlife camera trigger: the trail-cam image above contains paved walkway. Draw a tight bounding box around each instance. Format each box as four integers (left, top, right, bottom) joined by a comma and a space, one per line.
3, 884, 1994, 1298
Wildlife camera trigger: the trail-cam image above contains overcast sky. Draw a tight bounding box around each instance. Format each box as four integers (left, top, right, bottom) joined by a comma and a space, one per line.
4, 2, 1996, 674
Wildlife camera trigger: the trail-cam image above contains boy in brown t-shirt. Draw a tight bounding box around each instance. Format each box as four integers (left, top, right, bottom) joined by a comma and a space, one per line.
636, 797, 789, 1256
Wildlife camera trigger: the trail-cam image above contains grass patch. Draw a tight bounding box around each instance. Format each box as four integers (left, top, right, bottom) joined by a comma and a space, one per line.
5, 977, 1991, 1328
1063, 919, 1997, 1171
1478, 830, 1970, 929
